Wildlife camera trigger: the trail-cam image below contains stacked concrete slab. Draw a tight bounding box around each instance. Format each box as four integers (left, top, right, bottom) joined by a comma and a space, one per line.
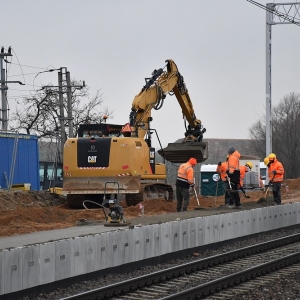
1, 203, 300, 295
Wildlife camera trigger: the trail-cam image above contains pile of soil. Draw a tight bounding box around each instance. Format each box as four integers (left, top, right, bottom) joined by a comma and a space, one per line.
0, 178, 299, 238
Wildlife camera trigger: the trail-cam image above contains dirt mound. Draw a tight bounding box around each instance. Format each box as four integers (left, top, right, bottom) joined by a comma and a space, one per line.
0, 190, 65, 210
0, 177, 300, 238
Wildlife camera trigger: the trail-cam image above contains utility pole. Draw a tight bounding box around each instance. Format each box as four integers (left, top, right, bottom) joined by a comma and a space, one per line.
66, 71, 73, 138
42, 67, 85, 161
0, 56, 7, 130
0, 47, 24, 131
58, 69, 67, 159
265, 2, 300, 184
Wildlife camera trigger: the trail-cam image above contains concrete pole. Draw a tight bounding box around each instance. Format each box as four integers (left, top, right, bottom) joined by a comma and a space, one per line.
265, 4, 275, 187
266, 4, 272, 161
0, 58, 8, 131
66, 71, 73, 138
58, 70, 66, 162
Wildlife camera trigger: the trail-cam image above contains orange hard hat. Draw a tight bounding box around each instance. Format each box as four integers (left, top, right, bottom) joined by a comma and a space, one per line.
188, 158, 197, 165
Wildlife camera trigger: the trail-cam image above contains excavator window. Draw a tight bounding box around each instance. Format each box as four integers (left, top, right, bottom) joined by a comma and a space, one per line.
78, 123, 123, 138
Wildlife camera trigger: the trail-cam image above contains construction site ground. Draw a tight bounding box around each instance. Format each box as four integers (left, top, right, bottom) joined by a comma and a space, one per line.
0, 178, 299, 238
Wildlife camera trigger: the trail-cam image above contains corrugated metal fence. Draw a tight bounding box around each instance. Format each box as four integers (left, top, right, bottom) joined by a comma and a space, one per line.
0, 132, 40, 190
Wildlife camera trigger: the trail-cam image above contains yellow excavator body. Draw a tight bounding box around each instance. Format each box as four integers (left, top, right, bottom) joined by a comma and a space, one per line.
63, 59, 208, 208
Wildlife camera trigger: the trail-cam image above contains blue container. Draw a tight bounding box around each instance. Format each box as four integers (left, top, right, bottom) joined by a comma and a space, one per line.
0, 132, 40, 190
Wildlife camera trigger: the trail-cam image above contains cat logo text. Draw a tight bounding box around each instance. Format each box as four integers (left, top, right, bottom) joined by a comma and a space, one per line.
88, 156, 97, 163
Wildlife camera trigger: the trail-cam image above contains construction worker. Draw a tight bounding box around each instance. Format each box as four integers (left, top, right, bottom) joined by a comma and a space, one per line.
176, 157, 197, 212
216, 156, 232, 205
226, 146, 241, 208
239, 161, 253, 187
238, 161, 252, 197
259, 175, 264, 189
268, 153, 284, 205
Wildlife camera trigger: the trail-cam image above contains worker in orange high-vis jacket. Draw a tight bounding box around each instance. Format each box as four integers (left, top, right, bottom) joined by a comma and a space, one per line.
216, 156, 233, 205
176, 157, 197, 212
226, 146, 241, 208
239, 161, 253, 187
238, 161, 252, 197
268, 153, 284, 205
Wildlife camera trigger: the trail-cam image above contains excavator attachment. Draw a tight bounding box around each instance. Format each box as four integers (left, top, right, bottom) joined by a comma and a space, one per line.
158, 141, 208, 163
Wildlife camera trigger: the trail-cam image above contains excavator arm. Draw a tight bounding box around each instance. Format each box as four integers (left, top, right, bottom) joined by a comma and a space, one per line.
129, 59, 208, 163
130, 59, 206, 142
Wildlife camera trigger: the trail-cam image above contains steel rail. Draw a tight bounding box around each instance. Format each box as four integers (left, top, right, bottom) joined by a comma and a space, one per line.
60, 233, 300, 300
159, 252, 300, 299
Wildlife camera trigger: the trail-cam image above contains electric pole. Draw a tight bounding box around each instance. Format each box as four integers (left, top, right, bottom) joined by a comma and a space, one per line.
66, 71, 73, 138
265, 2, 300, 184
42, 67, 85, 161
58, 69, 67, 159
0, 47, 24, 131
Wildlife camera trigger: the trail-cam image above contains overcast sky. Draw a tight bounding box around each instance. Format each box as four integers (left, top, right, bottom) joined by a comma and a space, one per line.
1, 0, 300, 148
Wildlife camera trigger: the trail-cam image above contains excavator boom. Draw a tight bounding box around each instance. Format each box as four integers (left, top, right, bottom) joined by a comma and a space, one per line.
130, 59, 208, 163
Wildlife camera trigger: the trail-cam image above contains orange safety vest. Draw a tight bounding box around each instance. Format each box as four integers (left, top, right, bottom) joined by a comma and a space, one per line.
216, 162, 227, 182
268, 159, 284, 182
177, 162, 194, 186
228, 150, 240, 173
227, 150, 241, 184
239, 165, 248, 187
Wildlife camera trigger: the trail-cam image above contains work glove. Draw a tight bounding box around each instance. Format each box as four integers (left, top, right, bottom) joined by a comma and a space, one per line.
190, 183, 195, 188
218, 161, 222, 166
272, 170, 277, 175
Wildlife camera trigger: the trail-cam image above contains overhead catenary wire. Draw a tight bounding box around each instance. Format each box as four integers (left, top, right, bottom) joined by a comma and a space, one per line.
9, 88, 40, 92
0, 46, 61, 132
7, 72, 45, 77
246, 0, 300, 26
6, 61, 50, 70
10, 48, 26, 86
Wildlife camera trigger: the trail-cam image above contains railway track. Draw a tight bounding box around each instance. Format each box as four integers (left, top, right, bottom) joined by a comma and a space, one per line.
61, 232, 300, 300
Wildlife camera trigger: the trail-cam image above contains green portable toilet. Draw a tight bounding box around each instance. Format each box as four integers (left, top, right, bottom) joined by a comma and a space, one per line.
200, 164, 224, 196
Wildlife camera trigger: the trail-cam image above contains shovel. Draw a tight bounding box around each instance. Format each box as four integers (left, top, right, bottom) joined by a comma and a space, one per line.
240, 186, 250, 198
257, 173, 275, 203
225, 176, 237, 192
193, 184, 204, 210
214, 173, 220, 207
225, 177, 250, 198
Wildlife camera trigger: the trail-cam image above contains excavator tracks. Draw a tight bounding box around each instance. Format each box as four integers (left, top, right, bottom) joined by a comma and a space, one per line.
125, 183, 174, 206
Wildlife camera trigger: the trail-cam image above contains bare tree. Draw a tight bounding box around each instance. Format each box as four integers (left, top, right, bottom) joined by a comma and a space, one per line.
9, 81, 114, 140
249, 92, 300, 178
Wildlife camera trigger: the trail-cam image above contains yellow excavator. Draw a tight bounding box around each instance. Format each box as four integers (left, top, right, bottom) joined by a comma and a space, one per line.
63, 59, 208, 209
